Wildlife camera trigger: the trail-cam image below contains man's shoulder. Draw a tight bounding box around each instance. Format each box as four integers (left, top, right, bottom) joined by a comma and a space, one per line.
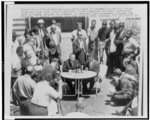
64, 59, 69, 64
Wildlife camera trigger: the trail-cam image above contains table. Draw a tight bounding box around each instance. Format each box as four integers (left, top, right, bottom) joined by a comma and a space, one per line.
61, 71, 97, 99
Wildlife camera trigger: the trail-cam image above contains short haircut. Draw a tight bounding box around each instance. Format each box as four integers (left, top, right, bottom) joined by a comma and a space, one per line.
126, 30, 133, 35
77, 22, 82, 26
102, 20, 107, 25
16, 46, 23, 54
91, 19, 96, 23
110, 19, 116, 24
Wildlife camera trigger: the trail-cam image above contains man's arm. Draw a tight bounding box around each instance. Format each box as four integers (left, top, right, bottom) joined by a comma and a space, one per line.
114, 78, 128, 95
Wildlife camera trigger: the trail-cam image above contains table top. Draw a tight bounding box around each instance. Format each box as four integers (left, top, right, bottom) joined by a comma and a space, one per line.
61, 70, 97, 79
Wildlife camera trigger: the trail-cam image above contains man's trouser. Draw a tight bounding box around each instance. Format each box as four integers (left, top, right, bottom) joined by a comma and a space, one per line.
19, 99, 48, 116
82, 78, 95, 92
107, 52, 117, 74
111, 93, 133, 105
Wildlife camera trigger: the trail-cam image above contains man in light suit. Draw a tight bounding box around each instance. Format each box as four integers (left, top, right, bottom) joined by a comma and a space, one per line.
72, 31, 88, 66
82, 54, 100, 94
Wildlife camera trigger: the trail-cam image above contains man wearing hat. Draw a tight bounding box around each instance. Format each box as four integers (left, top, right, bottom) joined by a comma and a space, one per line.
71, 22, 87, 42
37, 19, 46, 38
72, 31, 88, 66
114, 22, 126, 71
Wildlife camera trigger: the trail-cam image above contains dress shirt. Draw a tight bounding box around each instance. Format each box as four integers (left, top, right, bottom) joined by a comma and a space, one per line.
123, 37, 139, 53
13, 74, 36, 99
110, 29, 116, 53
31, 81, 60, 107
87, 27, 98, 41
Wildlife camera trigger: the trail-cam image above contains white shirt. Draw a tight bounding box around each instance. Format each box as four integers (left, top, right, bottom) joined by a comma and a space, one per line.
31, 81, 60, 115
123, 37, 140, 53
31, 81, 60, 107
38, 28, 44, 38
12, 40, 19, 57
52, 33, 59, 46
109, 29, 116, 53
78, 39, 84, 49
13, 74, 36, 99
87, 27, 98, 41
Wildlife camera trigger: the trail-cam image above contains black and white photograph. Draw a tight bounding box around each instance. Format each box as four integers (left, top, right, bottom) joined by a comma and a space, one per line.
3, 1, 149, 119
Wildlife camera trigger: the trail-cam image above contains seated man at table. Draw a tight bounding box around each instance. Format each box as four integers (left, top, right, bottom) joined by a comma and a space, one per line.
62, 53, 81, 94
83, 54, 100, 94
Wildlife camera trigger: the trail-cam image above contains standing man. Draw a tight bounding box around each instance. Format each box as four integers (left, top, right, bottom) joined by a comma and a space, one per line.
97, 20, 110, 63
114, 22, 126, 70
36, 19, 48, 54
72, 31, 88, 66
46, 25, 62, 64
12, 66, 36, 115
122, 30, 140, 61
87, 19, 98, 58
37, 19, 47, 38
71, 22, 87, 42
107, 20, 117, 75
47, 19, 61, 34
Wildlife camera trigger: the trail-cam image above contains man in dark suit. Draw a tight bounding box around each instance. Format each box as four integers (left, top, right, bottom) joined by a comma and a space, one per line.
72, 31, 88, 66
62, 53, 81, 94
114, 22, 126, 71
82, 54, 100, 94
97, 20, 110, 63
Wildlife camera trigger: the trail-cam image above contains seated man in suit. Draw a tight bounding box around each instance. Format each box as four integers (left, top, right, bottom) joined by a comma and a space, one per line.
62, 53, 81, 94
83, 54, 100, 94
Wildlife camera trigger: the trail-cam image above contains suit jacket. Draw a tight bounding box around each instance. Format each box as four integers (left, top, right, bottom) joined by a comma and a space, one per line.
114, 29, 126, 52
63, 59, 81, 72
72, 38, 88, 65
72, 38, 88, 55
84, 59, 100, 74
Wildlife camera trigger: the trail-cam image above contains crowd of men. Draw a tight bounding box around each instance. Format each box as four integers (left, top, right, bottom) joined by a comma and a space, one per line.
11, 18, 140, 116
